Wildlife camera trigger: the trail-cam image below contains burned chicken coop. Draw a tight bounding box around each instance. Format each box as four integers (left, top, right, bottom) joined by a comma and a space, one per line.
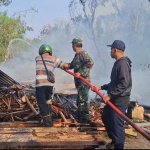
0, 70, 105, 149
0, 70, 150, 149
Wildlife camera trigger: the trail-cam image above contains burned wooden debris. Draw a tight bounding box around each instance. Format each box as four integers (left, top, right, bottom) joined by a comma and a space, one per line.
0, 82, 80, 125
0, 84, 38, 122
0, 70, 79, 126
0, 127, 102, 149
0, 70, 150, 129
88, 99, 150, 139
0, 80, 103, 127
0, 70, 150, 148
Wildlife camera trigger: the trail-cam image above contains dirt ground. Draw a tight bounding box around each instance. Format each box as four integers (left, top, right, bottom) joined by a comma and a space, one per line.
99, 131, 150, 149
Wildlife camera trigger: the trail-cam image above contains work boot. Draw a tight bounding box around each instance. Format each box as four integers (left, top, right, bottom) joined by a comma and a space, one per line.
43, 115, 53, 127
78, 111, 89, 123
106, 142, 114, 149
81, 119, 88, 124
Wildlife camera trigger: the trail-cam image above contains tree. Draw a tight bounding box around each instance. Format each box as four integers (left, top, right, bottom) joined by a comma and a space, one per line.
0, 12, 27, 62
68, 0, 110, 76
0, 4, 38, 62
0, 0, 12, 7
68, 0, 150, 72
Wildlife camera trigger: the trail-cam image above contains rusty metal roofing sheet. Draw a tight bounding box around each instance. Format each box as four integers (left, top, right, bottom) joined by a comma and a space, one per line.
0, 70, 20, 87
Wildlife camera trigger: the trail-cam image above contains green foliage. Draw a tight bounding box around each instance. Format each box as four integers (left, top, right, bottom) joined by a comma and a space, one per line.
0, 12, 26, 62
0, 0, 12, 7
0, 5, 37, 62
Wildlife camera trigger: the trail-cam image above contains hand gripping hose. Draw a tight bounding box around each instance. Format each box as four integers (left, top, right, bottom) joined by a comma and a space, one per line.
64, 70, 150, 142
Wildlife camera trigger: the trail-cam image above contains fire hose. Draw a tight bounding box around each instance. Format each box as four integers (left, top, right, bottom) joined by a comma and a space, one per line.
64, 70, 150, 142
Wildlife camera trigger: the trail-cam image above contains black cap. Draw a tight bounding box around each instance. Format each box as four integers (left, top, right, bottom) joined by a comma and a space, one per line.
107, 40, 125, 51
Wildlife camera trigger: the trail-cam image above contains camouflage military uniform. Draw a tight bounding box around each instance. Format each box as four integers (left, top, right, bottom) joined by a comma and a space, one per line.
68, 48, 94, 122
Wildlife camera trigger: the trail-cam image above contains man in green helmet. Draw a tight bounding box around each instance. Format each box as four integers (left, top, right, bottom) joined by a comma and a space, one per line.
35, 44, 64, 127
63, 38, 94, 123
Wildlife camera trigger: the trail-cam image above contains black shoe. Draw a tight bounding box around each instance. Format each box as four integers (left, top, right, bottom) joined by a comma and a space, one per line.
106, 143, 114, 149
43, 116, 53, 127
98, 140, 107, 145
81, 120, 88, 124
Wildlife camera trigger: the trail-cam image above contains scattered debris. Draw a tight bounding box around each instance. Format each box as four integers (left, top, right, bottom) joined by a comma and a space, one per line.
0, 70, 150, 149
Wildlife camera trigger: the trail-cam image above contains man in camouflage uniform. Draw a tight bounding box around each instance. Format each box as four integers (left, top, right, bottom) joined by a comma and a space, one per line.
63, 38, 94, 123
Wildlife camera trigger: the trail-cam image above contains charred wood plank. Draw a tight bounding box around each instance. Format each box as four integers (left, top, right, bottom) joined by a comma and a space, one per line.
24, 94, 38, 115
0, 109, 32, 116
59, 111, 68, 123
64, 97, 78, 109
0, 141, 100, 149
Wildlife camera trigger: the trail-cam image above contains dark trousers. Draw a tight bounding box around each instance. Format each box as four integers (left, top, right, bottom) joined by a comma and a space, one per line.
36, 86, 53, 127
102, 104, 127, 149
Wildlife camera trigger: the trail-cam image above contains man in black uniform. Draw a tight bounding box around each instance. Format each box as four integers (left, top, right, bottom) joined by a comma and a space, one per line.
92, 40, 132, 149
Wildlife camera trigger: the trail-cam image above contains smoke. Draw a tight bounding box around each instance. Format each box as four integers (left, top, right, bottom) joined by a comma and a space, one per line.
0, 0, 150, 105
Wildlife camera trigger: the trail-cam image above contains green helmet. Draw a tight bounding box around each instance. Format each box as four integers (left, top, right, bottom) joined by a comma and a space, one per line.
71, 38, 82, 44
39, 44, 52, 55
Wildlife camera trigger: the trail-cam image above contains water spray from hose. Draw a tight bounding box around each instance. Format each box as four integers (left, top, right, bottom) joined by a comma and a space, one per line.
3, 38, 38, 64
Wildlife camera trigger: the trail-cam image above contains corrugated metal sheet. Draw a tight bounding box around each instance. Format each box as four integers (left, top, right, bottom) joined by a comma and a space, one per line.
0, 70, 20, 87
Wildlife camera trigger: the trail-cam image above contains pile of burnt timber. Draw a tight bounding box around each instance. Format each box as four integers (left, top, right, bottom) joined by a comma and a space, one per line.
0, 70, 104, 149
0, 70, 150, 149
0, 70, 104, 127
0, 70, 78, 124
0, 83, 39, 122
